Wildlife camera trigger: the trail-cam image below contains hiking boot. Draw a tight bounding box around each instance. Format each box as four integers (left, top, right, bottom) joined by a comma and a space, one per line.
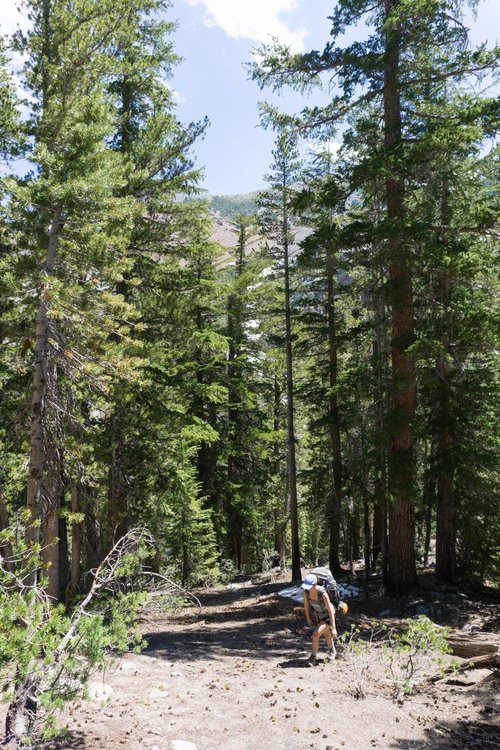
306, 653, 318, 667
326, 645, 337, 661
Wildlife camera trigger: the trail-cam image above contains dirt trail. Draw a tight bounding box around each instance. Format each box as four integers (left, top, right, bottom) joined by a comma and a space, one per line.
31, 579, 500, 749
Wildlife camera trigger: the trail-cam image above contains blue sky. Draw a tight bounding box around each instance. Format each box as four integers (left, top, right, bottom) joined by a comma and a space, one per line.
171, 0, 499, 194
2, 0, 499, 194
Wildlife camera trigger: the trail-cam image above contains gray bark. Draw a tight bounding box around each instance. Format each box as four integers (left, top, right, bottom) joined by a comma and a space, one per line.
283, 194, 300, 582
326, 248, 343, 575
383, 0, 417, 593
26, 204, 63, 599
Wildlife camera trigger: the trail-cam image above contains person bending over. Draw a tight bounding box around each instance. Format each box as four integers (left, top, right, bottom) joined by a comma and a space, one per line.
302, 573, 337, 665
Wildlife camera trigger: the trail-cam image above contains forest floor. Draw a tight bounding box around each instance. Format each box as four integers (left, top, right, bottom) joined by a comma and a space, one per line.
8, 572, 500, 750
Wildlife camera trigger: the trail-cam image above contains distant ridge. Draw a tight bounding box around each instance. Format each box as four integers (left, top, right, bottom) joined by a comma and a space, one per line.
209, 192, 259, 219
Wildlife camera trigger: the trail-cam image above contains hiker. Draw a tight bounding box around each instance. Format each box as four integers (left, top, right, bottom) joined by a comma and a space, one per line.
302, 572, 337, 665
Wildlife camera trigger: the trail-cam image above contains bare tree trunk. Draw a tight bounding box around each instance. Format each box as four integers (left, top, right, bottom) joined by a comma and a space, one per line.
83, 484, 100, 573
360, 425, 371, 589
4, 674, 38, 747
58, 511, 69, 602
284, 207, 301, 582
273, 375, 286, 568
180, 501, 191, 585
372, 283, 388, 571
435, 178, 456, 582
0, 486, 15, 574
372, 488, 384, 566
66, 481, 81, 601
383, 0, 417, 593
26, 204, 63, 599
350, 504, 362, 561
107, 414, 128, 549
326, 248, 343, 575
423, 450, 436, 567
226, 228, 245, 568
39, 357, 63, 602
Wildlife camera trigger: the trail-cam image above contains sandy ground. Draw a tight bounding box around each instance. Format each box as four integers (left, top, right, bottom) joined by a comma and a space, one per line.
18, 576, 498, 750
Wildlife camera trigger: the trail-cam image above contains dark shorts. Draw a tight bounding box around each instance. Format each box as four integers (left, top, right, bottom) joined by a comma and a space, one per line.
312, 615, 329, 626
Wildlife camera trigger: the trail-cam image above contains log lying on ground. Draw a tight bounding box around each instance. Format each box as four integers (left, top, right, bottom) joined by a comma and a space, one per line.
453, 652, 500, 671
428, 629, 500, 683
445, 630, 500, 659
429, 651, 500, 683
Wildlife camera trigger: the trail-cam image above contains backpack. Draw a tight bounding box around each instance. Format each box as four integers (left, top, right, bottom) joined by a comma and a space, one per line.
310, 566, 342, 608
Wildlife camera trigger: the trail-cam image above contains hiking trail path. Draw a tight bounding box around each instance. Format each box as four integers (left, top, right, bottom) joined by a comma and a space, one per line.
41, 575, 499, 750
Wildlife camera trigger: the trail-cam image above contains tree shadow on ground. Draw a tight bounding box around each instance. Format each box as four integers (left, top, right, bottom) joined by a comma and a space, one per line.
142, 582, 312, 663
350, 571, 500, 632
392, 717, 500, 749
143, 611, 309, 663
277, 657, 313, 669
34, 730, 87, 749
391, 673, 499, 749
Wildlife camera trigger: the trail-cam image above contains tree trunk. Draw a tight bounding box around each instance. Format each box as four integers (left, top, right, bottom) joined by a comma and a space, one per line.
383, 0, 417, 593
104, 72, 135, 554
326, 248, 343, 575
39, 358, 63, 602
350, 504, 362, 561
226, 231, 245, 568
273, 375, 286, 568
0, 487, 15, 574
435, 178, 456, 582
355, 343, 371, 588
66, 481, 81, 601
372, 282, 388, 570
372, 489, 384, 566
58, 511, 69, 602
284, 205, 301, 582
26, 204, 63, 598
423, 440, 436, 567
4, 675, 38, 748
83, 484, 100, 573
107, 413, 128, 549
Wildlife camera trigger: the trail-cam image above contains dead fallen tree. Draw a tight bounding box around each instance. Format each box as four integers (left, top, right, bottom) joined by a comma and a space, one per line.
429, 650, 500, 683
445, 630, 500, 659
427, 628, 500, 683
1, 530, 153, 748
1, 528, 197, 749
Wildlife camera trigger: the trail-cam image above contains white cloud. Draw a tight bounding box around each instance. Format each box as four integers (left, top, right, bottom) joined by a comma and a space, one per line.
171, 89, 186, 105
185, 0, 308, 51
308, 141, 342, 159
1, 0, 31, 36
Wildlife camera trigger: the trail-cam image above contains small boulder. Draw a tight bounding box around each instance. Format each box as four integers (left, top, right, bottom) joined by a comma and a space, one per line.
168, 742, 198, 750
86, 682, 114, 702
415, 605, 431, 615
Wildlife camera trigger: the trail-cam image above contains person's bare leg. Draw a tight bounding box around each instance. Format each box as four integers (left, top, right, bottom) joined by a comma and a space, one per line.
323, 624, 333, 649
311, 626, 321, 655
319, 621, 337, 661
313, 623, 330, 651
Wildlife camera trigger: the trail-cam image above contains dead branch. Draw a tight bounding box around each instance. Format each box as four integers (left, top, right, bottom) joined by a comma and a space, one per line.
137, 570, 202, 610
429, 650, 500, 683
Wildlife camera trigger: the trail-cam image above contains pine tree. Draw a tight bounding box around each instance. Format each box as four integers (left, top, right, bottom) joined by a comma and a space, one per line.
292, 145, 347, 574
250, 0, 498, 591
7, 0, 139, 599
258, 126, 303, 581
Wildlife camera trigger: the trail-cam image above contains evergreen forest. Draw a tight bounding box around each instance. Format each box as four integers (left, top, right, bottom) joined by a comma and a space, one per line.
0, 1, 498, 746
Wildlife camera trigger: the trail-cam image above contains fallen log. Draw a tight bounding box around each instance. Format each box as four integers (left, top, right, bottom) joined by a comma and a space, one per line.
445, 631, 500, 659
453, 652, 500, 671
429, 651, 500, 683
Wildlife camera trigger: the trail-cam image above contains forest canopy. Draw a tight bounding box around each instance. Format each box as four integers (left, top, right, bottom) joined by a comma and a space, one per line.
0, 0, 498, 613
